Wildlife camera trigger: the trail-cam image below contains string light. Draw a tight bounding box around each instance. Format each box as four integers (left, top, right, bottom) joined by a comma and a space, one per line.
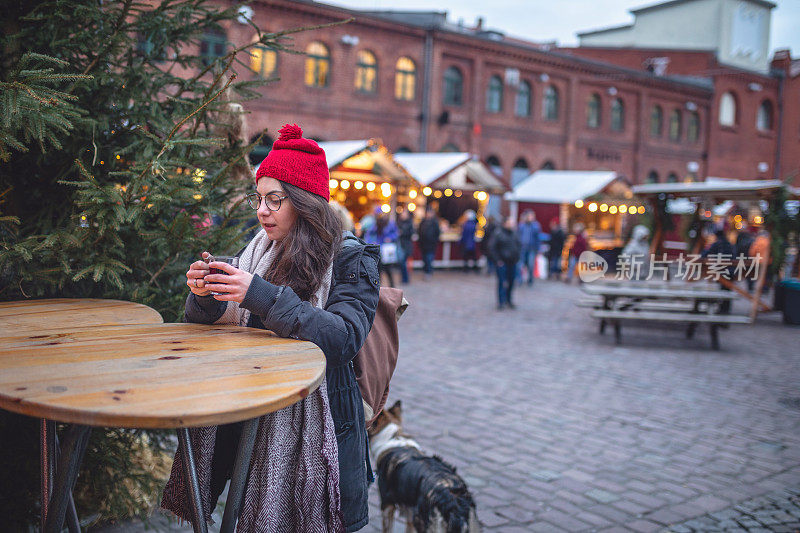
409, 190, 418, 199
423, 187, 432, 196
588, 203, 598, 212
366, 182, 376, 191
354, 181, 364, 190
619, 205, 628, 214
193, 194, 203, 200
476, 191, 488, 202
340, 180, 350, 190
637, 206, 646, 214
575, 200, 584, 208
381, 204, 391, 213
381, 183, 392, 197
609, 206, 618, 214
444, 188, 453, 197
329, 179, 338, 189
599, 204, 608, 212
408, 203, 416, 212
433, 190, 442, 198
455, 190, 462, 197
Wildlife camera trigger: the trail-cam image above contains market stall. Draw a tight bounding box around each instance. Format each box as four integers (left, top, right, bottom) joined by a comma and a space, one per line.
505, 170, 644, 249
318, 139, 417, 226
393, 152, 506, 268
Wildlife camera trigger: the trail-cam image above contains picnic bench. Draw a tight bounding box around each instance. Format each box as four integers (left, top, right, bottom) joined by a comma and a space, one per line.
581, 283, 751, 349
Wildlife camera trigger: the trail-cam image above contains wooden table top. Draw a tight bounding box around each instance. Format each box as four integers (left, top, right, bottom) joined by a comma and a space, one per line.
0, 298, 163, 335
581, 285, 739, 300
0, 323, 326, 428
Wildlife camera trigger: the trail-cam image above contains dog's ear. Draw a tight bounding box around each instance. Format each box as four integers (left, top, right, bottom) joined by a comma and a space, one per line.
388, 400, 402, 416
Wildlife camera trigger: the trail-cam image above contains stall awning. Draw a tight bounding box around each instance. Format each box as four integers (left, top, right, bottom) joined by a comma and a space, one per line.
505, 170, 622, 204
632, 178, 787, 200
317, 139, 412, 182
393, 153, 507, 193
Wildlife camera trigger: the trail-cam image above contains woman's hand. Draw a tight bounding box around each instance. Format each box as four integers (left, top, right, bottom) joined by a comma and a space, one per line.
186, 252, 212, 296
204, 261, 254, 304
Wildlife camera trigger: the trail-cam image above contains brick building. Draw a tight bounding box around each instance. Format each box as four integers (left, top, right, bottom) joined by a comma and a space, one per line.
205, 0, 799, 189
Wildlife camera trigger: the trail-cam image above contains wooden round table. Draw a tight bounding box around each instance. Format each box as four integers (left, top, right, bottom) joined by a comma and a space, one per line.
0, 298, 164, 334
0, 322, 326, 533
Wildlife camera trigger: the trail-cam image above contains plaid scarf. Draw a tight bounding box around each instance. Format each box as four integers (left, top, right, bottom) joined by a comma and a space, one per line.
161, 229, 343, 532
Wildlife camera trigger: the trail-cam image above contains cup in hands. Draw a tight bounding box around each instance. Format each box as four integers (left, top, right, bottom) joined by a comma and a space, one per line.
205, 255, 239, 295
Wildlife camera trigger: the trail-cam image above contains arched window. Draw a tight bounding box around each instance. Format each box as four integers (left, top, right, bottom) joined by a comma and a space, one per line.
486, 75, 503, 113
440, 143, 460, 152
666, 172, 679, 183
200, 28, 227, 66
250, 45, 277, 78
650, 105, 663, 137
587, 93, 601, 128
544, 85, 559, 121
486, 155, 502, 179
395, 57, 416, 101
668, 110, 682, 142
719, 92, 737, 126
511, 158, 530, 187
687, 111, 700, 143
757, 100, 773, 131
611, 98, 625, 131
541, 160, 555, 170
646, 170, 659, 183
515, 81, 531, 117
443, 66, 463, 106
305, 41, 330, 87
355, 50, 377, 93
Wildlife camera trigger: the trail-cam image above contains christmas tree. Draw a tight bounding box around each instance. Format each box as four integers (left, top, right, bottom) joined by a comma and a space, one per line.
0, 0, 305, 525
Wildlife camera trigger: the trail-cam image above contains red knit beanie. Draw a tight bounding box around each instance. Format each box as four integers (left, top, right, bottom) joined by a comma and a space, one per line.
255, 124, 330, 201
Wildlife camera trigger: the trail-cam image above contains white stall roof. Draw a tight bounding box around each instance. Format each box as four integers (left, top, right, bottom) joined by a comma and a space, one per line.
317, 140, 369, 169
505, 170, 619, 204
632, 178, 784, 198
392, 153, 471, 186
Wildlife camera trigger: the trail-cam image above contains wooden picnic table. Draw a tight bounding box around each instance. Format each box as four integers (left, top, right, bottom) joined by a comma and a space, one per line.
580, 283, 749, 349
0, 305, 325, 533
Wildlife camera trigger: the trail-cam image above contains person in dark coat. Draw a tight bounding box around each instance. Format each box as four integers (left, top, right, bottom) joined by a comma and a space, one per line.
417, 207, 440, 279
181, 124, 378, 531
489, 216, 522, 309
460, 209, 478, 272
566, 223, 588, 283
517, 210, 541, 285
481, 215, 499, 275
364, 209, 398, 288
396, 206, 415, 284
547, 218, 566, 279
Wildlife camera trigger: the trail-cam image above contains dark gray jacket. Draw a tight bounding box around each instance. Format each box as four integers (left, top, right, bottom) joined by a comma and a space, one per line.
185, 234, 380, 531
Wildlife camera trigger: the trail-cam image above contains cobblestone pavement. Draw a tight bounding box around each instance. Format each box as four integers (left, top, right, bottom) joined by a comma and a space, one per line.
96, 272, 800, 532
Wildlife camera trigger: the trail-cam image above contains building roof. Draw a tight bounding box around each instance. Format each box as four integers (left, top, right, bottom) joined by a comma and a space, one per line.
630, 0, 775, 15
576, 23, 633, 38
505, 170, 622, 204
393, 153, 507, 193
631, 179, 786, 200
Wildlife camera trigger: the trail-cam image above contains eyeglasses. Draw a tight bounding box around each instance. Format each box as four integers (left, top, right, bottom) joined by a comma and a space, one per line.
245, 192, 288, 211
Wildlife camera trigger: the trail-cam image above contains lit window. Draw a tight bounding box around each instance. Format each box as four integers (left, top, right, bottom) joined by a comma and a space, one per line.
443, 66, 463, 106
587, 93, 601, 128
250, 46, 277, 78
355, 50, 377, 93
486, 75, 503, 113
304, 41, 330, 88
395, 57, 416, 100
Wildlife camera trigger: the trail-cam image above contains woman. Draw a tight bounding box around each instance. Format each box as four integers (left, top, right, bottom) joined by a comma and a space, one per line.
364, 208, 398, 288
567, 223, 589, 283
162, 124, 379, 532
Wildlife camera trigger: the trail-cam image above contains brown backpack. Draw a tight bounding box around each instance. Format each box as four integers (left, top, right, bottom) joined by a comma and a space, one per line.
353, 286, 407, 428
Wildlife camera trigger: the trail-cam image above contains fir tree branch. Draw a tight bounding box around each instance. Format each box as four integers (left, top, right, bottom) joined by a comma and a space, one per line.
70, 0, 134, 91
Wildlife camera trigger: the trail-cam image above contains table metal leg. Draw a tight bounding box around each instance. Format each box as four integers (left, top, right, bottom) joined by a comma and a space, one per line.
40, 419, 56, 531
54, 432, 82, 533
43, 425, 91, 533
220, 418, 260, 533
177, 428, 209, 533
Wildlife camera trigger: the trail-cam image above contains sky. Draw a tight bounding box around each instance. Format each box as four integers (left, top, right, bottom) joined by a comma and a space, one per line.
323, 0, 800, 56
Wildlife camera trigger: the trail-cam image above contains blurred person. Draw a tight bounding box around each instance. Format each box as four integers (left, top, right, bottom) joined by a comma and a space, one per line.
170, 124, 377, 532
364, 208, 398, 288
460, 209, 479, 272
481, 215, 499, 275
749, 228, 773, 289
397, 206, 415, 284
518, 210, 541, 285
735, 225, 756, 258
417, 207, 440, 280
490, 216, 522, 309
621, 225, 651, 279
547, 218, 566, 280
566, 223, 588, 283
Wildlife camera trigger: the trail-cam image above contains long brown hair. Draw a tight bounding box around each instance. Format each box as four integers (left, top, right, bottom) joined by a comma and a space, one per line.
265, 181, 342, 302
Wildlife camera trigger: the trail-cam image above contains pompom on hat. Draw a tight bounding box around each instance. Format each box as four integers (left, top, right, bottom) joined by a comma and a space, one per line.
256, 124, 330, 201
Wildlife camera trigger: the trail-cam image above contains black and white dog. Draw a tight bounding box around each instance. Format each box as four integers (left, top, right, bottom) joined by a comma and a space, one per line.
367, 401, 480, 533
